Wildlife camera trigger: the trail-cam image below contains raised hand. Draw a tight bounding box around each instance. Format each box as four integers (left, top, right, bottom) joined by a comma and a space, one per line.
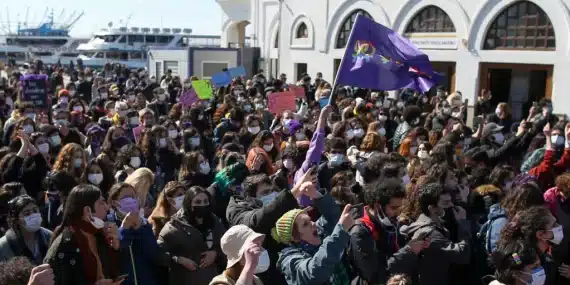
339, 204, 355, 231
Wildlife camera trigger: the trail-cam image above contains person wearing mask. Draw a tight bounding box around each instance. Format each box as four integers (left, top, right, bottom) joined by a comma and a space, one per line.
246, 131, 278, 175
293, 105, 333, 206
475, 121, 527, 167
271, 146, 298, 190
106, 183, 164, 285
52, 143, 86, 182
8, 117, 37, 151
225, 169, 316, 285
209, 225, 266, 285
240, 115, 263, 151
45, 184, 123, 285
0, 195, 52, 264
179, 151, 213, 188
149, 181, 187, 237
54, 115, 85, 147
393, 105, 422, 150
389, 183, 469, 285
348, 178, 406, 285
0, 133, 43, 188
528, 123, 570, 189
139, 125, 181, 191
497, 206, 560, 285
147, 88, 170, 119
273, 184, 354, 285
124, 167, 155, 218
114, 144, 144, 182
42, 171, 77, 231
80, 159, 114, 198
487, 239, 544, 285
158, 186, 226, 285
318, 138, 350, 192
139, 108, 155, 129
214, 108, 245, 145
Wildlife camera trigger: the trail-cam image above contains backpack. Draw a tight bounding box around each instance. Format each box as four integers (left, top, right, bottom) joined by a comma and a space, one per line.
472, 213, 507, 282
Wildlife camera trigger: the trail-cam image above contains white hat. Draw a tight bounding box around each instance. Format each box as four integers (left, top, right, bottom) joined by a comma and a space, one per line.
221, 225, 265, 268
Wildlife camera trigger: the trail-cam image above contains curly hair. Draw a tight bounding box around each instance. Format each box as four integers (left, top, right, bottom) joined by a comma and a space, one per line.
364, 178, 406, 207
53, 143, 86, 178
101, 126, 126, 157
500, 182, 544, 218
489, 165, 515, 189
168, 103, 183, 121
0, 256, 34, 285
492, 239, 539, 285
139, 125, 166, 157
498, 206, 553, 248
399, 175, 429, 224
428, 130, 443, 147
114, 144, 142, 171
332, 170, 355, 188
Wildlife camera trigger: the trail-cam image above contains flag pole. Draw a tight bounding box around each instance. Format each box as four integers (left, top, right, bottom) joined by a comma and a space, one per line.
327, 13, 363, 108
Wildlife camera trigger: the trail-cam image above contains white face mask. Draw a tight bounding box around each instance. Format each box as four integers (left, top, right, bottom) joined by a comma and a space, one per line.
190, 137, 201, 147
130, 157, 141, 168
168, 130, 178, 139
50, 136, 61, 146
418, 150, 429, 159
346, 130, 355, 140
517, 267, 546, 285
377, 127, 386, 136
37, 143, 50, 154
263, 144, 273, 152
130, 117, 140, 126
158, 94, 166, 101
74, 158, 82, 168
550, 225, 564, 245
118, 111, 127, 118
174, 196, 184, 210
329, 154, 344, 166
159, 138, 168, 148
283, 159, 294, 170
551, 135, 564, 146
493, 133, 505, 145
73, 106, 83, 112
89, 209, 105, 229
402, 174, 411, 185
199, 162, 211, 174
295, 132, 306, 140
248, 126, 261, 135
88, 173, 103, 185
128, 95, 136, 101
255, 250, 270, 274
353, 128, 365, 138
495, 108, 502, 116
259, 192, 278, 205
23, 213, 42, 232
23, 125, 34, 134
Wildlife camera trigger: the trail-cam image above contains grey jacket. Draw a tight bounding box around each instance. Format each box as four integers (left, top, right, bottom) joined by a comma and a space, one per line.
0, 228, 52, 264
388, 214, 471, 285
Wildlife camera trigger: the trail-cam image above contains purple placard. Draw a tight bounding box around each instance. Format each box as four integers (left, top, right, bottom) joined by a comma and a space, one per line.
20, 74, 49, 108
180, 89, 199, 107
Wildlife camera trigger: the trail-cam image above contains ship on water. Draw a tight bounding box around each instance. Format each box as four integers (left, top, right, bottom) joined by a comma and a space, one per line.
0, 9, 88, 66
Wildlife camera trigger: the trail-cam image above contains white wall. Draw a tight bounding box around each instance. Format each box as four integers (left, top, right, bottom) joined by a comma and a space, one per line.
148, 49, 189, 79
219, 0, 570, 114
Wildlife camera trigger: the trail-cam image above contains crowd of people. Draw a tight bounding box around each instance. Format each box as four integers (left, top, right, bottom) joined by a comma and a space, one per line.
0, 60, 568, 285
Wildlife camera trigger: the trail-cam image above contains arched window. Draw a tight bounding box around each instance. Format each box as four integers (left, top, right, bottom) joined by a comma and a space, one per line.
405, 5, 455, 33
296, 22, 308, 39
335, 9, 373, 49
484, 1, 555, 50
274, 31, 279, 48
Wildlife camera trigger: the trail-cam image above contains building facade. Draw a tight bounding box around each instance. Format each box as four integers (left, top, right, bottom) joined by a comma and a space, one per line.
217, 0, 570, 117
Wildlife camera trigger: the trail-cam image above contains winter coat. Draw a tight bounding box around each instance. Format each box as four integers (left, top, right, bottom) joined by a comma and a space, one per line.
293, 128, 326, 206
226, 190, 300, 285
0, 228, 52, 264
158, 211, 225, 285
108, 213, 167, 285
388, 214, 471, 285
348, 205, 403, 285
483, 204, 508, 254
277, 194, 350, 285
529, 148, 570, 190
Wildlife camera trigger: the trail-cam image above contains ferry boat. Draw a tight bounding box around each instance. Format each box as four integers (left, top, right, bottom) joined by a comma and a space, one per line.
77, 27, 223, 69
0, 11, 87, 66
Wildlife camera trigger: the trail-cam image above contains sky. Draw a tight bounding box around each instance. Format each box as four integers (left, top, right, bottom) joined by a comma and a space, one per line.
1, 0, 223, 38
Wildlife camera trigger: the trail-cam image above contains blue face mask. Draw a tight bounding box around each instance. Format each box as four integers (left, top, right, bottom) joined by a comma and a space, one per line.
259, 192, 279, 205
329, 154, 345, 166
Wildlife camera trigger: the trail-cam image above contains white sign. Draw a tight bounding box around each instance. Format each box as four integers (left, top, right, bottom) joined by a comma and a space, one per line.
405, 34, 458, 50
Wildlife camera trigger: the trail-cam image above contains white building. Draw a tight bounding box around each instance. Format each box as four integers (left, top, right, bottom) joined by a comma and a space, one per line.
217, 0, 570, 117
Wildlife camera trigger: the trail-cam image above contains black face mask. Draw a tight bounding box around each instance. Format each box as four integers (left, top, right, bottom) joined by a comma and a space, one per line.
192, 205, 211, 218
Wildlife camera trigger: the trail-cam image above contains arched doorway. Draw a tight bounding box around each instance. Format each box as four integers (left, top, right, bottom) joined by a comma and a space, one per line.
404, 5, 457, 93
224, 20, 250, 48
333, 10, 373, 79
479, 1, 555, 119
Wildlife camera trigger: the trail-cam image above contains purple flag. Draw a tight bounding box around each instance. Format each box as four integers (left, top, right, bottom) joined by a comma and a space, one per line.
336, 15, 441, 92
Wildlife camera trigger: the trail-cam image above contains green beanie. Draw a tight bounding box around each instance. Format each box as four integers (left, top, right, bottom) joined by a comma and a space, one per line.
271, 209, 303, 244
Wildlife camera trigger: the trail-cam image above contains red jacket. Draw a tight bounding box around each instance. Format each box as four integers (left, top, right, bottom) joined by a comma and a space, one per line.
529, 148, 570, 189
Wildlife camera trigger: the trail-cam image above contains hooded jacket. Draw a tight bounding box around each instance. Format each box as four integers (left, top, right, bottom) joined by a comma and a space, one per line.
388, 214, 471, 285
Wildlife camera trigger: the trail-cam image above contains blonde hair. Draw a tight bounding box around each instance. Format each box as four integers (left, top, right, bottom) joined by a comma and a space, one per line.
125, 167, 154, 207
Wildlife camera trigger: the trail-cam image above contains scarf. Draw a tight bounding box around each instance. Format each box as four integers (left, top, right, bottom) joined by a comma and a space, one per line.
70, 219, 118, 283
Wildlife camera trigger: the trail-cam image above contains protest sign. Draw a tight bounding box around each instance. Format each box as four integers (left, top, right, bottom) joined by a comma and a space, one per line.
180, 89, 199, 107
193, 80, 213, 100
20, 74, 48, 108
133, 126, 143, 144
211, 71, 232, 87
228, 66, 247, 78
288, 85, 305, 99
268, 91, 296, 114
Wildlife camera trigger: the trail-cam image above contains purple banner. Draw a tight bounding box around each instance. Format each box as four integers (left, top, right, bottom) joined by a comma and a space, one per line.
20, 74, 49, 108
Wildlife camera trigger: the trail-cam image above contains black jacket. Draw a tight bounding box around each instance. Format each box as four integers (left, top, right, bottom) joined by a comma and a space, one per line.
1, 154, 49, 197
226, 190, 300, 285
